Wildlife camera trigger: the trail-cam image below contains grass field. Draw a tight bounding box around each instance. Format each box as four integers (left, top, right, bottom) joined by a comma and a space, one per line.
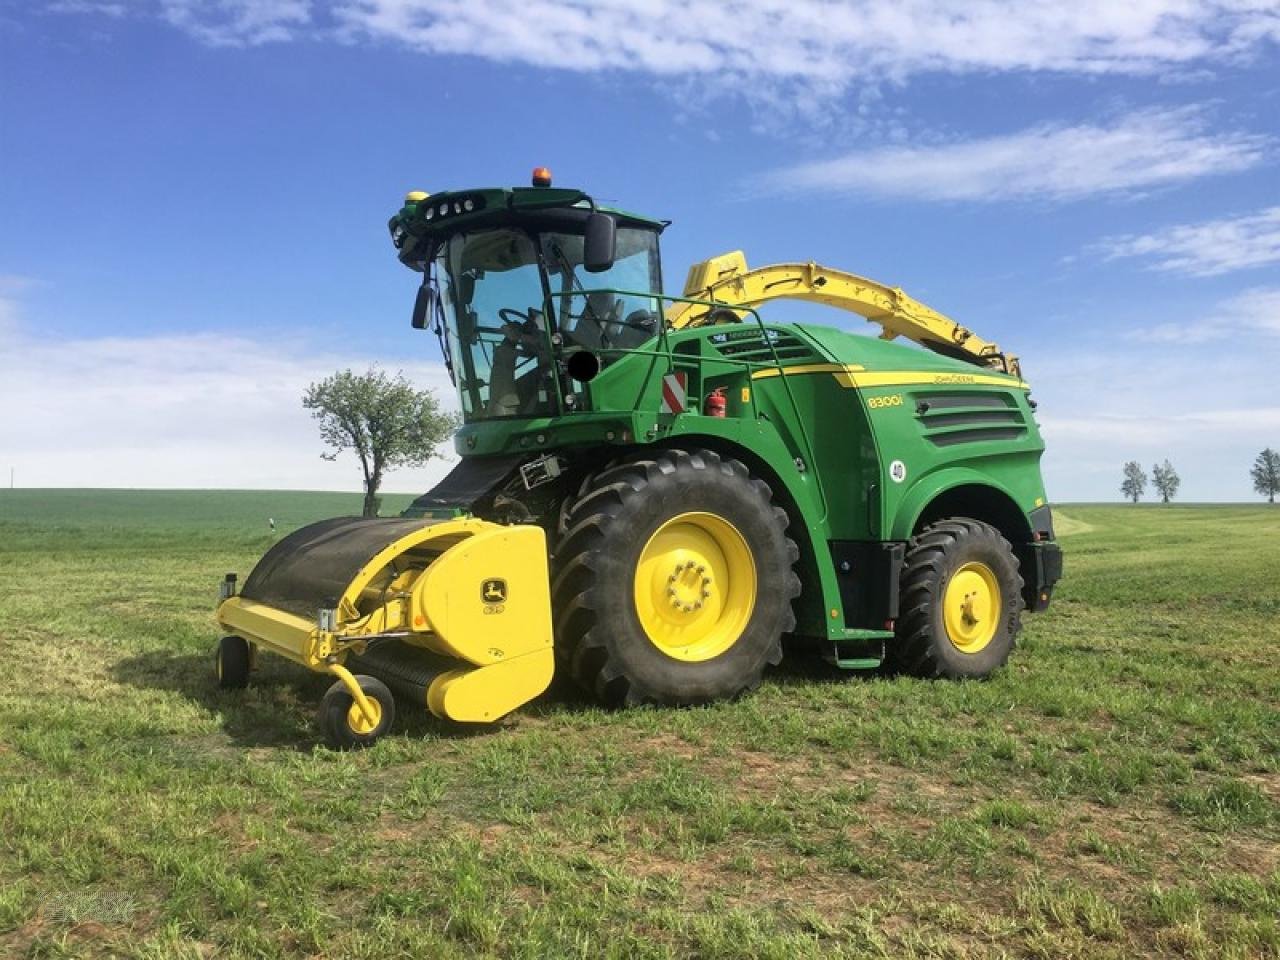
1, 491, 1277, 959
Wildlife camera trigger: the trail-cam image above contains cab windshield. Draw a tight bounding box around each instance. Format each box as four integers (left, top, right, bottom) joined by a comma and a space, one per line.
434, 224, 661, 421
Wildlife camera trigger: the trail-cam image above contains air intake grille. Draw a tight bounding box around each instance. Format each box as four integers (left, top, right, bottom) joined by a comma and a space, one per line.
709, 329, 821, 364
916, 391, 1028, 447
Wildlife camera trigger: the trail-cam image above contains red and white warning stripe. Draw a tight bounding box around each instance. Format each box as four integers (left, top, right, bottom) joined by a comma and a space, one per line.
659, 371, 687, 414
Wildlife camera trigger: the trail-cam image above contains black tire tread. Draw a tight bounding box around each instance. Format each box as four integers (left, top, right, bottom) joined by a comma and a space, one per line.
891, 518, 1024, 679
552, 447, 799, 707
216, 635, 251, 690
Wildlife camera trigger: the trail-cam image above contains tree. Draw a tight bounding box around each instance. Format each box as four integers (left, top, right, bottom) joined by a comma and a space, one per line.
304, 368, 458, 517
1151, 459, 1180, 504
1252, 448, 1280, 504
1121, 461, 1147, 503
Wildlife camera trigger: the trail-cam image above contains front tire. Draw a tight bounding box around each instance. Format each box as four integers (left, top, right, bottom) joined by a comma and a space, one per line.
318, 675, 395, 749
892, 519, 1023, 678
552, 448, 800, 707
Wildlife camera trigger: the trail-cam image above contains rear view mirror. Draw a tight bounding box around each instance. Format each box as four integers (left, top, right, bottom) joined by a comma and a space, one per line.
584, 213, 616, 274
411, 283, 435, 330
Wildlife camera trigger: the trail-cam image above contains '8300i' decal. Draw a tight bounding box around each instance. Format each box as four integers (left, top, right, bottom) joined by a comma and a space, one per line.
867, 393, 904, 410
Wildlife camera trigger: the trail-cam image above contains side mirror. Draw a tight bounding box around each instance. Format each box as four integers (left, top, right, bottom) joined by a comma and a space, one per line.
583, 212, 616, 274
411, 283, 435, 330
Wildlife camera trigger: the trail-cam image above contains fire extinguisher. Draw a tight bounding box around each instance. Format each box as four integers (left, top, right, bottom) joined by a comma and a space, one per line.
704, 387, 727, 418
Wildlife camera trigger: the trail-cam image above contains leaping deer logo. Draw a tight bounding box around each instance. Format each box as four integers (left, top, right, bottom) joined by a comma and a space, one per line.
482, 579, 508, 604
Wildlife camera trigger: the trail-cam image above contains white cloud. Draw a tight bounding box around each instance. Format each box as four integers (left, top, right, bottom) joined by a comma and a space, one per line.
0, 316, 459, 491
751, 107, 1269, 202
45, 1, 127, 17
43, 1, 1280, 82
159, 0, 311, 46
1127, 286, 1280, 344
333, 0, 1280, 81
1094, 205, 1280, 276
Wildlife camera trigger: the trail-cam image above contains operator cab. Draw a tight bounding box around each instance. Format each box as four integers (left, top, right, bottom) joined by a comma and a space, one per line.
392, 171, 664, 422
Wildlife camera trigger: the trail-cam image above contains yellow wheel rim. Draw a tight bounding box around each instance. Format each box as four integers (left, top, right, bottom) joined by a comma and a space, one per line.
633, 511, 757, 662
943, 561, 1001, 654
346, 697, 382, 735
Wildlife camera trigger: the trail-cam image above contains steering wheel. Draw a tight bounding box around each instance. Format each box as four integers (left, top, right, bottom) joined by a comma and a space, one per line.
498, 307, 532, 328
497, 307, 544, 357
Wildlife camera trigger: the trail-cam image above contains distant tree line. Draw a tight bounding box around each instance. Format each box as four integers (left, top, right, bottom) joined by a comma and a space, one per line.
1120, 448, 1280, 503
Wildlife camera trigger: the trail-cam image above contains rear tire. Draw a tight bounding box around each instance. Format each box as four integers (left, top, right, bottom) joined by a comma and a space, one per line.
215, 636, 251, 690
318, 675, 395, 749
891, 518, 1023, 678
552, 448, 800, 707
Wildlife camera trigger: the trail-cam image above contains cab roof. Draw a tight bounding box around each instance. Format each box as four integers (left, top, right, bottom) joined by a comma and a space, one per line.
389, 185, 665, 270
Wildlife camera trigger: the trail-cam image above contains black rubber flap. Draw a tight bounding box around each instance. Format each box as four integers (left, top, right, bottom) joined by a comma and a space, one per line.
240, 517, 439, 620
402, 454, 524, 516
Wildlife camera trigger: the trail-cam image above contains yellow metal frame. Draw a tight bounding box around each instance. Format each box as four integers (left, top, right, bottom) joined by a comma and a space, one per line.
215, 517, 556, 724
669, 251, 1020, 378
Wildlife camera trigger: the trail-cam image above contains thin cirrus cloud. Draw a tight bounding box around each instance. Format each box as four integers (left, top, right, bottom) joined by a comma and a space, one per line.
1126, 286, 1280, 344
158, 0, 311, 46
1094, 206, 1280, 276
45, 1, 1280, 84
750, 108, 1270, 203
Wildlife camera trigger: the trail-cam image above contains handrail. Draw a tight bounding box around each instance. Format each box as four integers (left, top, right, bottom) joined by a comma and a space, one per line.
546, 287, 829, 520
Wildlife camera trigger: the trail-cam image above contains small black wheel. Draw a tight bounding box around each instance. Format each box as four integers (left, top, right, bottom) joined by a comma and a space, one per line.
318, 675, 395, 749
891, 518, 1024, 678
216, 636, 251, 689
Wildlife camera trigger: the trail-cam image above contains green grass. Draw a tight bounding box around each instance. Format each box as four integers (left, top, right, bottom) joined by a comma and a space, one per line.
1, 492, 1278, 958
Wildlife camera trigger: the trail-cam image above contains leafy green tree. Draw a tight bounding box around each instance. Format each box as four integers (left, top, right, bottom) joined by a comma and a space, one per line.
1121, 461, 1147, 503
304, 368, 458, 517
1252, 448, 1280, 504
1151, 459, 1180, 504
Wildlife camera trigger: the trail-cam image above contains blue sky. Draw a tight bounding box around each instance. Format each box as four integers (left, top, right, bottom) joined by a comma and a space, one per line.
1, 1, 1278, 500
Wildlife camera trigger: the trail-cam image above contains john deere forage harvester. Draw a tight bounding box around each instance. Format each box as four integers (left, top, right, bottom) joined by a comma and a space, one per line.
214, 168, 1062, 747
